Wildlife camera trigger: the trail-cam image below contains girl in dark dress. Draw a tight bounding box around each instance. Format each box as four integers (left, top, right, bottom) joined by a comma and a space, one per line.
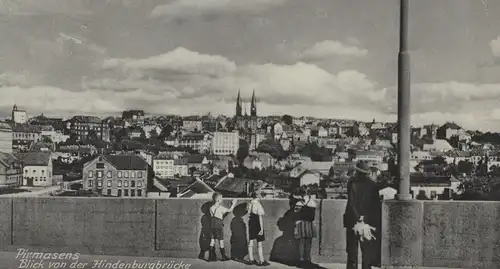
294, 186, 318, 268
246, 192, 270, 266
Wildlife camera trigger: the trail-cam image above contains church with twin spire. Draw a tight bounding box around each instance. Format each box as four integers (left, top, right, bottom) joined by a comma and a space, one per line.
234, 90, 259, 149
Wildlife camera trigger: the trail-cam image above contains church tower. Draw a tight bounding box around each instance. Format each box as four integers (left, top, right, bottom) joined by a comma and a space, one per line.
235, 90, 242, 117
251, 90, 257, 117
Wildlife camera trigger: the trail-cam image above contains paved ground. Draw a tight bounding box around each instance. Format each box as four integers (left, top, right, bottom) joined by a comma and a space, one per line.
0, 251, 461, 269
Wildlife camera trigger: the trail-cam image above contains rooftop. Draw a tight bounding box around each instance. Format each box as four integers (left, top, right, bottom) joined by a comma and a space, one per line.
15, 152, 51, 166
102, 154, 149, 171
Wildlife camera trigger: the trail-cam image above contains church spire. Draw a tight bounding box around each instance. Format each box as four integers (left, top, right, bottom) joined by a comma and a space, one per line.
235, 90, 242, 117
251, 90, 257, 117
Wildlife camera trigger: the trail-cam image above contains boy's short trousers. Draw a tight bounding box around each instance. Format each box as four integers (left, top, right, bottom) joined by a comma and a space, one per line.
211, 228, 224, 240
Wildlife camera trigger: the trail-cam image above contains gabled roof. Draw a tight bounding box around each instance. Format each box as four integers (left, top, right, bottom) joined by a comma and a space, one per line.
15, 152, 51, 166
440, 122, 462, 130
101, 154, 149, 170
215, 176, 266, 194
70, 116, 102, 124
0, 152, 20, 168
187, 154, 204, 164
12, 124, 41, 133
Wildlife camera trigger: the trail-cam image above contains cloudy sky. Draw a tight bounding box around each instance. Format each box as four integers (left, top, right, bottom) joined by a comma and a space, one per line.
1, 0, 500, 131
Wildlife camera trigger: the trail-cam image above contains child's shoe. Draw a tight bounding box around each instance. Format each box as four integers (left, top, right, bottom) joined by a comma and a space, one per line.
220, 248, 229, 261
208, 247, 217, 262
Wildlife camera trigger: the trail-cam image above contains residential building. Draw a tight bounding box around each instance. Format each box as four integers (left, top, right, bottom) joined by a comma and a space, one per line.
12, 105, 27, 124
0, 152, 23, 187
12, 124, 41, 150
28, 114, 65, 131
212, 131, 239, 156
0, 122, 12, 153
178, 133, 210, 152
17, 152, 53, 186
83, 154, 149, 197
153, 154, 188, 178
182, 116, 203, 132
40, 125, 69, 144
411, 174, 460, 200
122, 110, 145, 126
436, 122, 466, 140
293, 117, 307, 126
65, 116, 110, 142
422, 139, 453, 152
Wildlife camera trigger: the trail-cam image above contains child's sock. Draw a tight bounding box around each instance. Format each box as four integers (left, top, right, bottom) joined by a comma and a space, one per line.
220, 247, 229, 261
257, 242, 264, 262
208, 246, 217, 262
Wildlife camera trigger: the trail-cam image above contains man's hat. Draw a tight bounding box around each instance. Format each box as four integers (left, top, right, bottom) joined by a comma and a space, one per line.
354, 161, 373, 174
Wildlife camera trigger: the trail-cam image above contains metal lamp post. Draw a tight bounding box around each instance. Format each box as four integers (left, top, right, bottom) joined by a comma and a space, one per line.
396, 0, 412, 200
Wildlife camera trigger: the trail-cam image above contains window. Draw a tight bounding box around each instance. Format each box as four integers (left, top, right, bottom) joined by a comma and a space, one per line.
124, 180, 129, 187
35, 177, 38, 182
118, 171, 122, 178
137, 171, 143, 178
131, 171, 136, 178
117, 180, 122, 187
131, 180, 135, 188
89, 181, 93, 187
124, 190, 129, 196
88, 171, 93, 178
97, 171, 103, 178
24, 170, 27, 174
107, 171, 112, 178
131, 190, 135, 197
107, 180, 112, 187
97, 180, 102, 188
117, 189, 122, 196
137, 181, 142, 188
124, 171, 129, 178
96, 163, 104, 169
107, 189, 111, 196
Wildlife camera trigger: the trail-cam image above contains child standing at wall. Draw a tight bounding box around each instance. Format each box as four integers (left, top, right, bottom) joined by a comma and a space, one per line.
293, 186, 318, 268
246, 191, 270, 266
209, 192, 237, 262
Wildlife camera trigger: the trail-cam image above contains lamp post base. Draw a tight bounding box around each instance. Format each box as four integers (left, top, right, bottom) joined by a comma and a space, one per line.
395, 193, 413, 200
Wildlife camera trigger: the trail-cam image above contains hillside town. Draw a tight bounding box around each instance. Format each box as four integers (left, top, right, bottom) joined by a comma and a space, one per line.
0, 92, 499, 200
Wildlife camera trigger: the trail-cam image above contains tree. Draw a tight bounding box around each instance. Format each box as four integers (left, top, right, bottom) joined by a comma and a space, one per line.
257, 138, 288, 161
281, 114, 293, 125
41, 136, 53, 144
159, 125, 174, 139
457, 160, 474, 175
236, 139, 249, 165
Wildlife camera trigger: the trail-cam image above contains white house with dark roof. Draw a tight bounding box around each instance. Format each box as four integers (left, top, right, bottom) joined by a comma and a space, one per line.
16, 152, 53, 187
83, 154, 149, 197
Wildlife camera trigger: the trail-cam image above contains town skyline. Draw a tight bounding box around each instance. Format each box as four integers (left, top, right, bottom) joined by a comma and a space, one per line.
1, 0, 500, 131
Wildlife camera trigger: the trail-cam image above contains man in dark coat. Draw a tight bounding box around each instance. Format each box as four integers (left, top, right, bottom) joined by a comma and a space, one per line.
343, 161, 382, 269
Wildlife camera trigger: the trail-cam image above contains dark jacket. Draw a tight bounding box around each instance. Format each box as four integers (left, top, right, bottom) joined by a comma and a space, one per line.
343, 176, 382, 228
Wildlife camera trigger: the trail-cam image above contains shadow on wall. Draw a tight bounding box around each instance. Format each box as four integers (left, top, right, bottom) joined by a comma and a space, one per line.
270, 208, 299, 265
230, 203, 248, 260
199, 201, 213, 259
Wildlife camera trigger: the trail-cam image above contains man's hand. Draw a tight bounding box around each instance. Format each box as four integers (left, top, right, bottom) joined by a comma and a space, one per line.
231, 199, 238, 205
259, 229, 264, 236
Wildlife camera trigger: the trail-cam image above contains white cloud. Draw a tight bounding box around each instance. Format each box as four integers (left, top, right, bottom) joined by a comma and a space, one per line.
490, 36, 500, 57
5, 45, 500, 131
297, 40, 368, 61
84, 47, 500, 131
90, 47, 381, 115
150, 0, 289, 19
